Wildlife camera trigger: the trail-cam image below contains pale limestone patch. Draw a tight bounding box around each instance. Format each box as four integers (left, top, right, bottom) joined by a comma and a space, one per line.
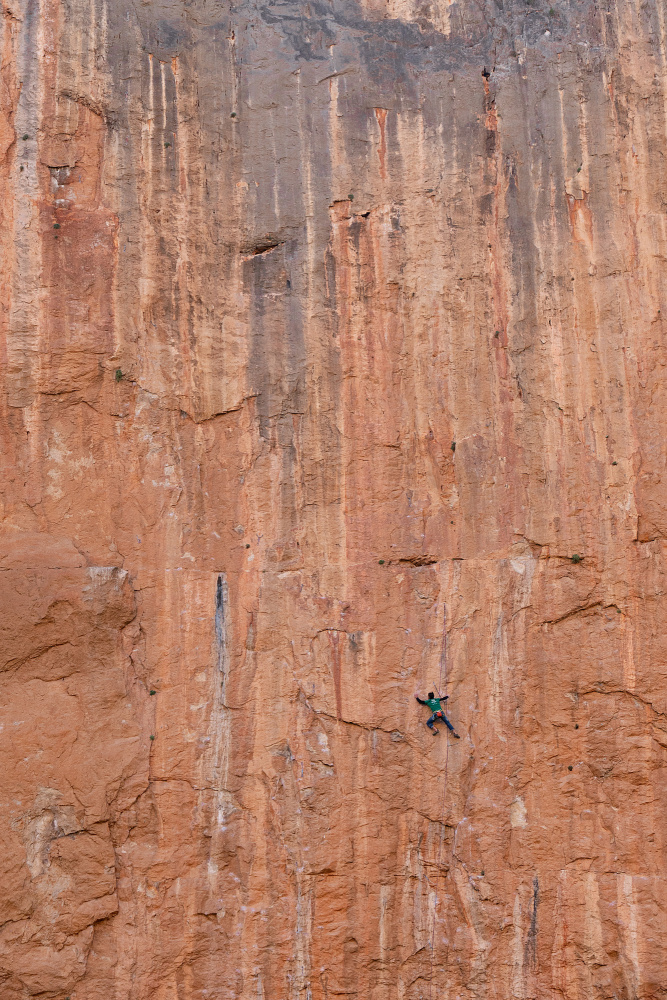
510, 797, 527, 828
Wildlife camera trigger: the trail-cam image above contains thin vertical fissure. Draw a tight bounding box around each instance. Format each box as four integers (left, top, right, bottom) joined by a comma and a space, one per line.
216, 571, 230, 702
211, 572, 232, 807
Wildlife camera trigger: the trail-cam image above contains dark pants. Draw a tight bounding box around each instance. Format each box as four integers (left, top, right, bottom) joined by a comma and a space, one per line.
427, 710, 455, 733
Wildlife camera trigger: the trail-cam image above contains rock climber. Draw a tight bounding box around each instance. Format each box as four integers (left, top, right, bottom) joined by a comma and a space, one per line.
415, 690, 460, 738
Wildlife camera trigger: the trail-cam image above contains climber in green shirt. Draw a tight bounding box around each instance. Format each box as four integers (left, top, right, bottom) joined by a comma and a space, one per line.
415, 691, 460, 738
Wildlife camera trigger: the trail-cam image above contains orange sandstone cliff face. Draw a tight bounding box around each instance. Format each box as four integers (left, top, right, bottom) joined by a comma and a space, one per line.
2, 0, 667, 997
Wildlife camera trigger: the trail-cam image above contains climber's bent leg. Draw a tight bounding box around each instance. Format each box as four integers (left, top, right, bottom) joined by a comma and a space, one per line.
441, 713, 460, 738
426, 712, 438, 730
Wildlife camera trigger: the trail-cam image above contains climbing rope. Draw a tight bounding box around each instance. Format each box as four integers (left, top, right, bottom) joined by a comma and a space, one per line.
428, 599, 451, 1000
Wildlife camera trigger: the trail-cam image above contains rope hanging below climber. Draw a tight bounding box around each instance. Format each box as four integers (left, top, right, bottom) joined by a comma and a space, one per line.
425, 598, 457, 1000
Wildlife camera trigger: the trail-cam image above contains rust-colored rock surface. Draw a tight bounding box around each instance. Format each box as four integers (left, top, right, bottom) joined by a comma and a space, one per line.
3, 0, 667, 996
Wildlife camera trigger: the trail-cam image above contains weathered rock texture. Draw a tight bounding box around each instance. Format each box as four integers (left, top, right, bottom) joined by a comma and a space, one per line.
2, 0, 667, 996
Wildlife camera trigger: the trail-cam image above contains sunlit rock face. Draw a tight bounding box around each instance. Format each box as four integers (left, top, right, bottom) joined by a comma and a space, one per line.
2, 0, 667, 996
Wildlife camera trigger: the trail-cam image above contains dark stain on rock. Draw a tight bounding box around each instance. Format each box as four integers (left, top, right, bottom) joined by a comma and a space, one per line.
524, 875, 539, 969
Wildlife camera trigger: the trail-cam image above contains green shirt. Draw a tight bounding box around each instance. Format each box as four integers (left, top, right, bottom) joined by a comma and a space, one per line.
424, 697, 442, 713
